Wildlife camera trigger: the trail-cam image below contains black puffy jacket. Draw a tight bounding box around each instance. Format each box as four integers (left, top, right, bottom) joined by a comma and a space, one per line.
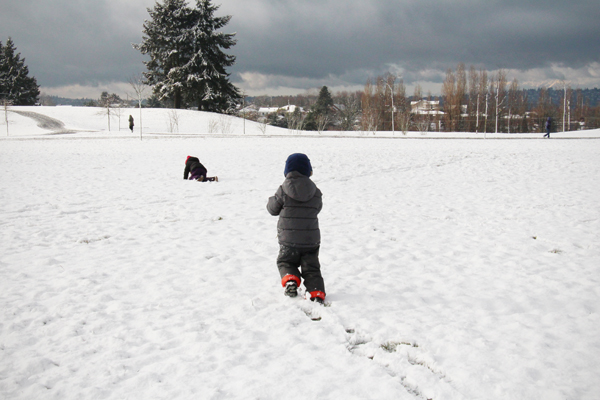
183, 156, 206, 180
267, 171, 322, 248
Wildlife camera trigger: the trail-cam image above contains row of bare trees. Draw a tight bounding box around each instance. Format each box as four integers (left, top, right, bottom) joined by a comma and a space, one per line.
246, 68, 600, 133
442, 65, 531, 133
360, 74, 411, 133
442, 63, 600, 133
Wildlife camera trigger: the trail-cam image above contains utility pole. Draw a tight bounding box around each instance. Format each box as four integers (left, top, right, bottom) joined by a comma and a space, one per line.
568, 99, 571, 129
563, 82, 567, 132
495, 84, 500, 134
242, 91, 246, 135
476, 93, 480, 134
385, 82, 395, 135
484, 93, 488, 138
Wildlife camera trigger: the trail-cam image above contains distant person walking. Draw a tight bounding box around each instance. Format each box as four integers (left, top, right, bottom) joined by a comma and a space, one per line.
129, 115, 134, 133
544, 117, 551, 138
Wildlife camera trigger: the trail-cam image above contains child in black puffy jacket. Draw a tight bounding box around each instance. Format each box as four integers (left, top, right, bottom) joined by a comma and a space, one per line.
267, 153, 325, 303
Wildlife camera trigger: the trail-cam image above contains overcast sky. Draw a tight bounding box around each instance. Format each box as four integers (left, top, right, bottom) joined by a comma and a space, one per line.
1, 0, 599, 99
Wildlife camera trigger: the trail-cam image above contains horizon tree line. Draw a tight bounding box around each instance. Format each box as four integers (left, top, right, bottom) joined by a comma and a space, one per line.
247, 66, 600, 133
440, 63, 598, 133
4, 23, 600, 133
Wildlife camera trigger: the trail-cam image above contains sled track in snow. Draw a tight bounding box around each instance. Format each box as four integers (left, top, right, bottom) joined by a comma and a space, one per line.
10, 110, 83, 134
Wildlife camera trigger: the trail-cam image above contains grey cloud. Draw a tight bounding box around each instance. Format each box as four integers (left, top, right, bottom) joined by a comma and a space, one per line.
1, 0, 598, 96
1, 0, 147, 87
225, 0, 599, 86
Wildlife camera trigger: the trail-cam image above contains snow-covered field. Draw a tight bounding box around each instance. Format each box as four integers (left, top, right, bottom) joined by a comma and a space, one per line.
1, 107, 599, 399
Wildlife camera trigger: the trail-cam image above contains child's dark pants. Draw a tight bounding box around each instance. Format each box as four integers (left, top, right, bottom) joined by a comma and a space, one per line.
277, 245, 325, 293
189, 166, 208, 180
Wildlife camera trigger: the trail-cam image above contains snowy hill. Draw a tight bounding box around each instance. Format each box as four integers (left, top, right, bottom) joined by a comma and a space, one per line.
4, 105, 600, 138
1, 107, 599, 399
4, 106, 276, 137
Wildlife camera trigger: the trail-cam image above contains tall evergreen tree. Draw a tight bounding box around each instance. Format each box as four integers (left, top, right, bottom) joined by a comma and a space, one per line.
183, 0, 240, 112
134, 0, 240, 111
304, 86, 334, 131
0, 38, 40, 105
134, 0, 191, 109
314, 86, 334, 116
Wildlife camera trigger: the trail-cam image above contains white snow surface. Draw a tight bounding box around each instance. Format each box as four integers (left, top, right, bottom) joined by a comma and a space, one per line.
1, 107, 599, 399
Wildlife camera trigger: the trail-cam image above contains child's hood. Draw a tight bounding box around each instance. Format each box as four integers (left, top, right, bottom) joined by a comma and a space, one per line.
282, 172, 318, 202
284, 153, 312, 177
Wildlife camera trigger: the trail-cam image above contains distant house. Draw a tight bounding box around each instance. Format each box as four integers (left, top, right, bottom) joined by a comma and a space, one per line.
258, 104, 302, 115
239, 104, 259, 114
411, 100, 443, 115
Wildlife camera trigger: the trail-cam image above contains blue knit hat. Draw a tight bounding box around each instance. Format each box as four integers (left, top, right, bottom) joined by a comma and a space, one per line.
284, 153, 312, 177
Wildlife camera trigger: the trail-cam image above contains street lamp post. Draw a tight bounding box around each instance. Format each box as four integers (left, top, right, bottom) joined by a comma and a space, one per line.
242, 92, 246, 135
562, 82, 568, 132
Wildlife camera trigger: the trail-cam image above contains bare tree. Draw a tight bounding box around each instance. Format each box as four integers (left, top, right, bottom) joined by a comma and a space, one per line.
286, 107, 306, 134
218, 114, 233, 134
442, 68, 457, 131
207, 117, 218, 133
381, 74, 396, 133
375, 76, 389, 131
315, 114, 330, 134
113, 104, 124, 131
534, 88, 556, 133
334, 91, 361, 132
129, 74, 148, 140
506, 78, 528, 133
360, 74, 406, 133
506, 79, 517, 133
480, 71, 489, 134
256, 113, 268, 134
468, 66, 479, 132
456, 63, 467, 131
394, 81, 410, 135
2, 98, 11, 136
97, 92, 121, 131
361, 79, 379, 134
415, 112, 432, 135
573, 89, 591, 130
411, 84, 424, 132
494, 70, 507, 133
168, 109, 180, 133
560, 81, 573, 132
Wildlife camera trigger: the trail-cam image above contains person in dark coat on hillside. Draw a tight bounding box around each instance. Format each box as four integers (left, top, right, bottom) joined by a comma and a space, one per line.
267, 153, 325, 304
129, 115, 134, 133
544, 117, 552, 138
183, 156, 218, 182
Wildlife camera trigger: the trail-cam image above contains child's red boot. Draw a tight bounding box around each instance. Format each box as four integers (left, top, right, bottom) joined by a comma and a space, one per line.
282, 275, 301, 298
309, 291, 326, 304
